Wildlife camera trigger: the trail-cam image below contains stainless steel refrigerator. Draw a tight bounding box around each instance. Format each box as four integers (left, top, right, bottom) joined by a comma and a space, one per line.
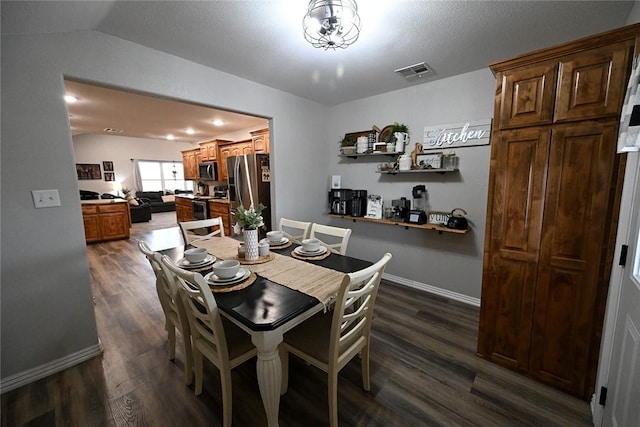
227, 153, 271, 234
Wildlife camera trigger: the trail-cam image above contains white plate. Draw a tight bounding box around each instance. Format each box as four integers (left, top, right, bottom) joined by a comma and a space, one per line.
294, 246, 327, 256
205, 268, 250, 286
178, 254, 216, 268
261, 237, 289, 246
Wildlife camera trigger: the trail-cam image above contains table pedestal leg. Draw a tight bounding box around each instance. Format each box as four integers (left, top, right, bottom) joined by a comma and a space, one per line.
252, 331, 283, 427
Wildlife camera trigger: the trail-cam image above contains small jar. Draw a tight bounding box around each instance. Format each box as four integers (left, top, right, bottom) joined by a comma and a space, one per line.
399, 154, 412, 171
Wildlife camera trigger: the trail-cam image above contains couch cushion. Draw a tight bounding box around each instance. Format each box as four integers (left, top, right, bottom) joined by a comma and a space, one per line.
161, 195, 175, 203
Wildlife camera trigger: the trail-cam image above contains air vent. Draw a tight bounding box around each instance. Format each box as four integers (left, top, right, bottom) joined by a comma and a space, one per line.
394, 62, 434, 81
103, 127, 123, 133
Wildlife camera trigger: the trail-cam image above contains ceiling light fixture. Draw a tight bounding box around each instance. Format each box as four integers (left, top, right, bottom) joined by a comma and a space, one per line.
303, 0, 361, 50
166, 134, 175, 141
212, 120, 224, 127
186, 128, 195, 135
64, 95, 77, 103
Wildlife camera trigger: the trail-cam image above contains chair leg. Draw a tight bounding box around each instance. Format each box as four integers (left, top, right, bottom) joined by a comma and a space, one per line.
180, 324, 193, 386
167, 322, 176, 361
328, 371, 339, 427
280, 346, 289, 395
361, 344, 370, 391
194, 349, 204, 396
220, 368, 233, 427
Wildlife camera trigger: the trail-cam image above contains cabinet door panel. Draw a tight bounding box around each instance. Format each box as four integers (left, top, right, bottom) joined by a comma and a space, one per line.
554, 43, 630, 122
83, 215, 100, 242
530, 122, 618, 396
478, 128, 550, 369
499, 63, 557, 129
100, 213, 129, 240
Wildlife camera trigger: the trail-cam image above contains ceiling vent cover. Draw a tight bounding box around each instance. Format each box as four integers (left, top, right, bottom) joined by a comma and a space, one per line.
103, 127, 123, 134
394, 62, 434, 81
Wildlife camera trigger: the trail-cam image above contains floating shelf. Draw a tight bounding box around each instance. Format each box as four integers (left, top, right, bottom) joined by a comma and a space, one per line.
339, 152, 404, 159
328, 214, 468, 234
376, 168, 459, 175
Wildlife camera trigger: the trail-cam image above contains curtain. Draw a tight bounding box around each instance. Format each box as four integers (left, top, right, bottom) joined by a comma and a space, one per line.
617, 55, 640, 153
131, 159, 143, 193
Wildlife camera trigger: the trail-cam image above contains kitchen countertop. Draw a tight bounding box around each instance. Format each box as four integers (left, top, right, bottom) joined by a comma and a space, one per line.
175, 194, 229, 203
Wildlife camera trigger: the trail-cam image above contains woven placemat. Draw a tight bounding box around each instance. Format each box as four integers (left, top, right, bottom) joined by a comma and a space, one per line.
269, 241, 292, 250
237, 252, 276, 265
291, 249, 331, 261
209, 272, 257, 293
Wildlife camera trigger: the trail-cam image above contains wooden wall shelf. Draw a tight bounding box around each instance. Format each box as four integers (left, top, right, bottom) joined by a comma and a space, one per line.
328, 214, 468, 234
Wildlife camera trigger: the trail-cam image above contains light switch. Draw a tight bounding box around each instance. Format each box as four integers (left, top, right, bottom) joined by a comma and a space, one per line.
32, 189, 61, 208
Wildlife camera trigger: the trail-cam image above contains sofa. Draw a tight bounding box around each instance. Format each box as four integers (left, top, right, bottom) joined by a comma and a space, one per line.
136, 191, 176, 213
101, 193, 152, 223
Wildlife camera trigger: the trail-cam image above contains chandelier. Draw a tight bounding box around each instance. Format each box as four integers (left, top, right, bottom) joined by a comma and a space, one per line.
303, 0, 361, 50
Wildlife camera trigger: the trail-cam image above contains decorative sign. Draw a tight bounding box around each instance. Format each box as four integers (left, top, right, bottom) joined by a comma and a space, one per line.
365, 195, 383, 219
428, 210, 451, 226
423, 119, 492, 150
76, 163, 102, 180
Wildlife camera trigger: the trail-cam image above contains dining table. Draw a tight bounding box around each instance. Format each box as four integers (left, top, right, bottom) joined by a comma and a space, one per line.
160, 235, 372, 427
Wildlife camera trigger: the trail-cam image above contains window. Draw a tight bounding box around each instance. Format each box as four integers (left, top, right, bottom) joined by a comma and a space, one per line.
138, 160, 186, 192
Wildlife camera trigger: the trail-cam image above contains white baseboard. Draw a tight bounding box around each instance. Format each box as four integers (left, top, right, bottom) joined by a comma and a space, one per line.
383, 273, 481, 307
0, 341, 103, 394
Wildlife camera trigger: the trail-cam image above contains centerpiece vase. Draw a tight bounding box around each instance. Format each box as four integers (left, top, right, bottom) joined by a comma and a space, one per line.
244, 228, 260, 261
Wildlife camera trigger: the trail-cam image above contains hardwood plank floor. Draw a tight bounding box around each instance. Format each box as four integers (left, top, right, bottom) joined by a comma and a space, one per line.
1, 212, 593, 426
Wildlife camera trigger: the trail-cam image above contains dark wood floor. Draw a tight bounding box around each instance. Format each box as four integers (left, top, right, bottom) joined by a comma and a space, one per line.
1, 212, 593, 426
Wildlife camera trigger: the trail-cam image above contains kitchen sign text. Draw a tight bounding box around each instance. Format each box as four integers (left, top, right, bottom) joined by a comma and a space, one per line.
423, 119, 492, 150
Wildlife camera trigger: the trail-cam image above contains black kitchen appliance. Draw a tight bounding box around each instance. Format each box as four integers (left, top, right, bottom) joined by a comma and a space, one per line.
447, 208, 469, 230
329, 189, 352, 215
191, 199, 211, 235
350, 190, 367, 217
391, 197, 411, 221
213, 185, 228, 199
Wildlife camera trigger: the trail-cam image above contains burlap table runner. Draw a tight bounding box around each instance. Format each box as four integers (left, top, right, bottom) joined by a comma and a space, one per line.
193, 237, 346, 307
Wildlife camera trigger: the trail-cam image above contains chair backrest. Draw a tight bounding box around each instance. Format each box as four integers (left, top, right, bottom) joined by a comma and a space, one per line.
160, 255, 232, 361
179, 217, 225, 244
278, 218, 312, 244
329, 253, 392, 370
138, 241, 184, 327
309, 223, 352, 255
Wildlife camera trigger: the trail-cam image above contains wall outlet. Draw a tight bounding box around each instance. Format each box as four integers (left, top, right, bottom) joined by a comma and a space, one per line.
32, 189, 61, 208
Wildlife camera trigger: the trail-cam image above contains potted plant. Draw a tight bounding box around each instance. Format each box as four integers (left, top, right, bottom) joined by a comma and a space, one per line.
232, 203, 267, 260
339, 135, 357, 155
392, 122, 409, 152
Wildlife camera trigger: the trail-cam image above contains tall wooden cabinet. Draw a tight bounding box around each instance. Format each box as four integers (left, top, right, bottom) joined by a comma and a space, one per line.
478, 24, 639, 399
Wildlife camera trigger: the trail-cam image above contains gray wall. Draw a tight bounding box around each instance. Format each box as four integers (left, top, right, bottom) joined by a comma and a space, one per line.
327, 69, 495, 299
1, 30, 328, 380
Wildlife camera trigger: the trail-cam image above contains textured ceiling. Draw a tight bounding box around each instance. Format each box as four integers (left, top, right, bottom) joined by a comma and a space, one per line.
2, 0, 635, 140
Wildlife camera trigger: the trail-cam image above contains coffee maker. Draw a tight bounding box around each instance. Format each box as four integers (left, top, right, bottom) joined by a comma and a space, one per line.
350, 190, 367, 217
329, 189, 352, 215
391, 197, 411, 221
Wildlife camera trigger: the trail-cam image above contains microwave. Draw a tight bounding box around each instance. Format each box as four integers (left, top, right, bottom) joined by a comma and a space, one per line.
198, 161, 218, 181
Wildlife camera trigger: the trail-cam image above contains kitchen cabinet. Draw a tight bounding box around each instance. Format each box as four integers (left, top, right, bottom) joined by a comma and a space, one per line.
82, 201, 131, 243
199, 140, 218, 161
181, 148, 200, 181
209, 200, 231, 236
251, 128, 269, 154
175, 196, 194, 223
477, 24, 637, 399
217, 140, 254, 183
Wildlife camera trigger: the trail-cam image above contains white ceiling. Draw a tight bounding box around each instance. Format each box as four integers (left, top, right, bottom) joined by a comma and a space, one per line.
2, 0, 636, 141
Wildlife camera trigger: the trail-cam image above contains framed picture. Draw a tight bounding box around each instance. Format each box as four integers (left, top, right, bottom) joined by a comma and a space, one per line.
416, 152, 443, 169
76, 163, 102, 180
103, 161, 114, 172
104, 172, 115, 182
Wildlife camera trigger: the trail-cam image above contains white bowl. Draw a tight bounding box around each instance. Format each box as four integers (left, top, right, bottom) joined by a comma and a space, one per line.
212, 260, 240, 279
301, 238, 321, 253
184, 247, 208, 263
267, 230, 284, 243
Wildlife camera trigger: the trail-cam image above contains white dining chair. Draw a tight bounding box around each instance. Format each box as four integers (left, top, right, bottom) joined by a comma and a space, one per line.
138, 241, 193, 385
278, 218, 312, 245
179, 217, 225, 244
161, 255, 257, 427
309, 223, 352, 255
280, 252, 392, 427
